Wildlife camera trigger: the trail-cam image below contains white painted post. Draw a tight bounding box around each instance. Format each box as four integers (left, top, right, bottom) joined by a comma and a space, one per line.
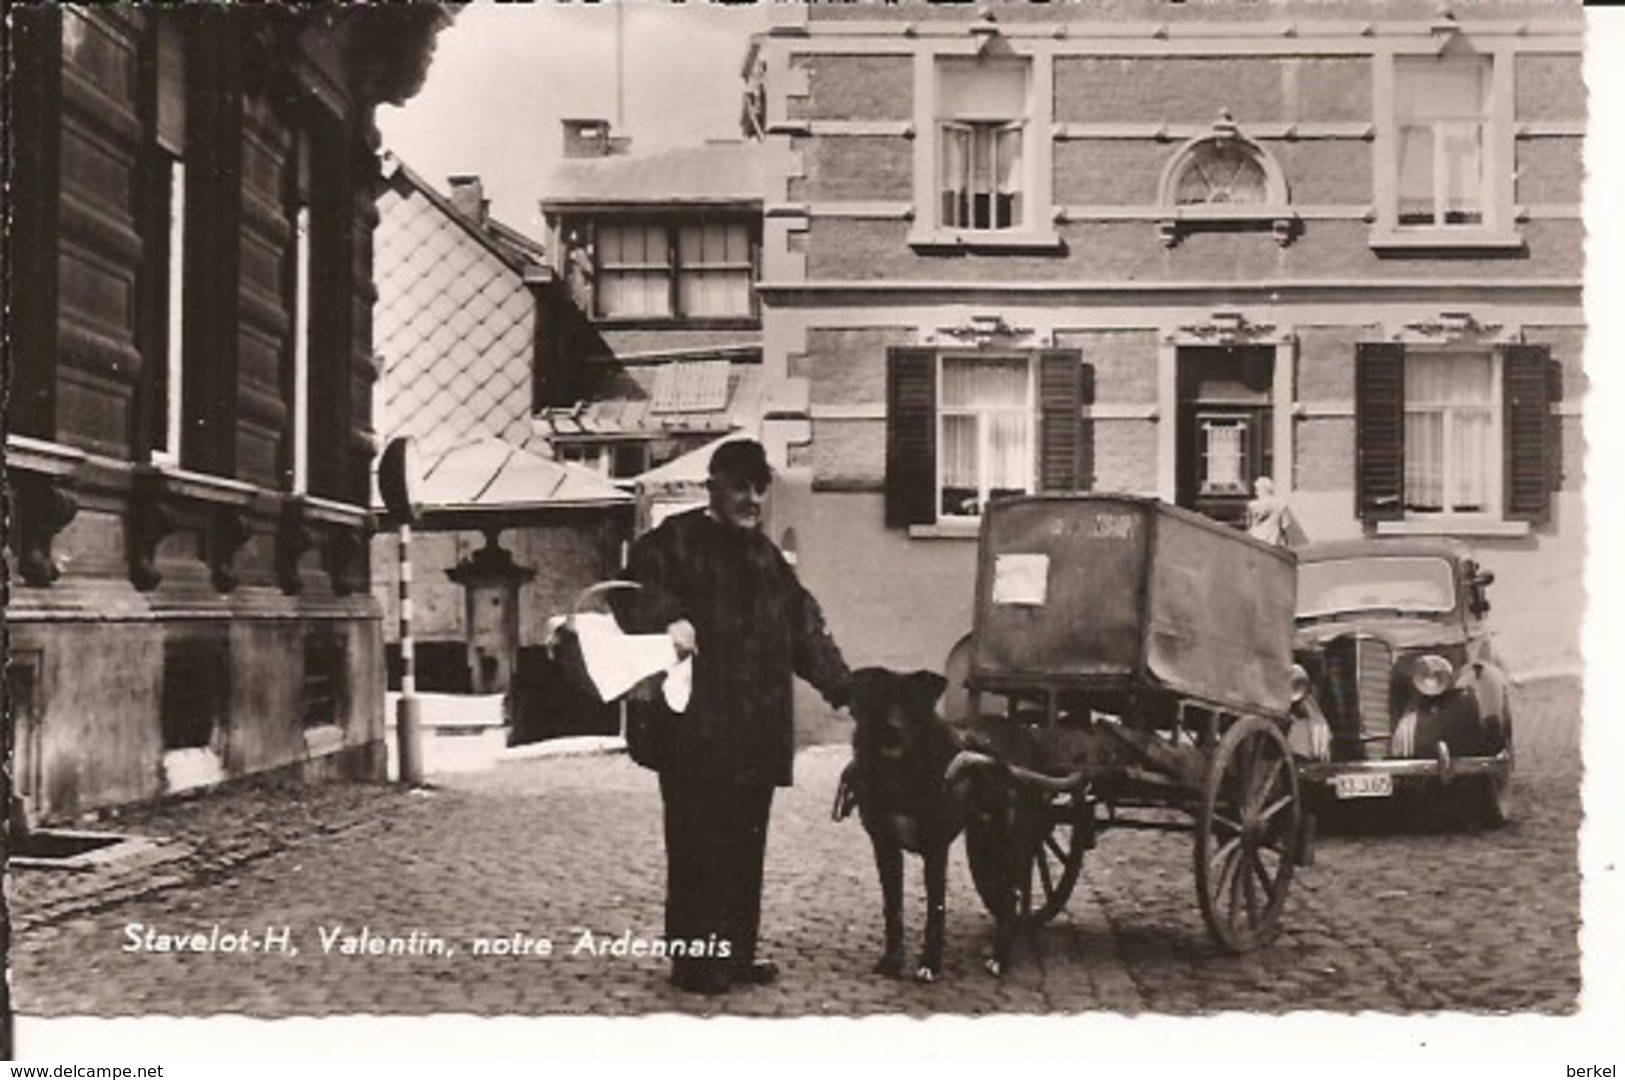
397, 522, 424, 785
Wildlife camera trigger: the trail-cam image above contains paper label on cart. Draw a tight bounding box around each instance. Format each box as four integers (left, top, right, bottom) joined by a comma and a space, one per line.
992, 554, 1049, 606
1334, 773, 1393, 799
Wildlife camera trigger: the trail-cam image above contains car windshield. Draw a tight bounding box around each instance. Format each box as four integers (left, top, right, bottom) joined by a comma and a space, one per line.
1296, 556, 1457, 619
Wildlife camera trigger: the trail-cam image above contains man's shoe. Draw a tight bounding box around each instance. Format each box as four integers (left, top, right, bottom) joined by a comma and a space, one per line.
670, 963, 731, 996
734, 959, 779, 986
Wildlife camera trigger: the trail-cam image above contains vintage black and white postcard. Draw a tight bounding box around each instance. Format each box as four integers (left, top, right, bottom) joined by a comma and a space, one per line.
5, 0, 1621, 1065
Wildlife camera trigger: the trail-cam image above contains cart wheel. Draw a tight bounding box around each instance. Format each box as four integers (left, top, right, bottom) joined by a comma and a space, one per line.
1194, 716, 1301, 953
967, 791, 1090, 927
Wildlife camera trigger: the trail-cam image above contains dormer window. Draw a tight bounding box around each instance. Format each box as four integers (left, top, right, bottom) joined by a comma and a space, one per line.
592, 220, 756, 322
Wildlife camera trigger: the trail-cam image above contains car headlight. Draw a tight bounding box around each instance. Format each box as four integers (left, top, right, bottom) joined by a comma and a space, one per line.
1411, 654, 1455, 698
1289, 664, 1311, 704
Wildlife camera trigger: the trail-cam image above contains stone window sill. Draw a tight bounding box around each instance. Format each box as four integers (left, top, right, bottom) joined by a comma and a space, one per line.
908, 520, 982, 540
1369, 228, 1526, 255
146, 463, 260, 507
296, 493, 373, 528
5, 435, 86, 478
908, 229, 1064, 255
1376, 517, 1532, 538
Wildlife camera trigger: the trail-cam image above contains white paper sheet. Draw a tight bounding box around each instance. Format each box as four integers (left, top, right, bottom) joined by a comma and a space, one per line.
992, 553, 1050, 606
662, 657, 693, 712
570, 612, 687, 708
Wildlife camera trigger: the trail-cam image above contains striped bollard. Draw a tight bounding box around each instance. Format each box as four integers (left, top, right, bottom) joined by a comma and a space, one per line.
396, 522, 424, 785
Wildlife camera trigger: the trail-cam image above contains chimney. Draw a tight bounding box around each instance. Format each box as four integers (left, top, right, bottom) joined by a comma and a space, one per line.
447, 175, 487, 225
562, 118, 630, 159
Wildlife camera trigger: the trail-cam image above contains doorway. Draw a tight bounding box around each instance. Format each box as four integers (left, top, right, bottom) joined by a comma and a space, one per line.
1175, 345, 1274, 526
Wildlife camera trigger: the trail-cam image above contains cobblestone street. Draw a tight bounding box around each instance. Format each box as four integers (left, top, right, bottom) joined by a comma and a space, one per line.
10, 680, 1584, 1019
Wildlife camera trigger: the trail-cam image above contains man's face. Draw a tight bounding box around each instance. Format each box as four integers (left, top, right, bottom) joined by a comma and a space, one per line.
708, 473, 767, 531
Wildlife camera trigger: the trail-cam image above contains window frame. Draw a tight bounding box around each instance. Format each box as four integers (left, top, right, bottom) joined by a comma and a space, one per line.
594, 221, 674, 320
1357, 339, 1550, 537
590, 217, 760, 327
675, 221, 755, 320
145, 14, 189, 466
1155, 127, 1297, 247
938, 118, 1025, 234
301, 628, 347, 731
1371, 44, 1521, 252
275, 120, 317, 497
935, 352, 1038, 523
1400, 348, 1503, 518
291, 186, 312, 495
911, 49, 1059, 253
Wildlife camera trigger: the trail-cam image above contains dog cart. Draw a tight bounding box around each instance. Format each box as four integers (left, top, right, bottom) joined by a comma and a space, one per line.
949, 494, 1309, 952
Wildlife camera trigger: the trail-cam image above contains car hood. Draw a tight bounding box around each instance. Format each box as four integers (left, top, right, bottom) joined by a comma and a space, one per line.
1293, 617, 1467, 653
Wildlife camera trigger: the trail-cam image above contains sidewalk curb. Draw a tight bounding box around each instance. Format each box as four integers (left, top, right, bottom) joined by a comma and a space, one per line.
499, 736, 629, 763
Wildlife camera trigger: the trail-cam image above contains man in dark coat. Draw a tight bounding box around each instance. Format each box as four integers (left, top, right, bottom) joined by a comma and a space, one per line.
617, 439, 851, 995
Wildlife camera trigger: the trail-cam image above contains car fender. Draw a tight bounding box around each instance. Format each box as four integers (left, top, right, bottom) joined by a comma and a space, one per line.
1398, 664, 1507, 758
1454, 658, 1511, 725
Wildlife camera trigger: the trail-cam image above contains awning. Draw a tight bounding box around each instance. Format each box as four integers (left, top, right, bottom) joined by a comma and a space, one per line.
389, 436, 631, 530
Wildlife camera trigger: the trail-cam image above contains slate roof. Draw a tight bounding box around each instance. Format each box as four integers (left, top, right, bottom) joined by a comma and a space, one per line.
374, 155, 552, 459
542, 140, 768, 208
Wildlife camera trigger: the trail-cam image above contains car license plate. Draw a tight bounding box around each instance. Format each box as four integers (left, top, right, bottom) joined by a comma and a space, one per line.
1335, 773, 1393, 800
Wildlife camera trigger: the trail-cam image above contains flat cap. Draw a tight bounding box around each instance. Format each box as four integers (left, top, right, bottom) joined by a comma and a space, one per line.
708, 439, 772, 488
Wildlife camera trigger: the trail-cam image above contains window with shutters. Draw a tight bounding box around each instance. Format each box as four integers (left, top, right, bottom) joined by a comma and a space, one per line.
1355, 343, 1552, 531
1372, 50, 1519, 251
888, 348, 1091, 532
593, 220, 756, 322
1403, 351, 1499, 515
939, 357, 1034, 519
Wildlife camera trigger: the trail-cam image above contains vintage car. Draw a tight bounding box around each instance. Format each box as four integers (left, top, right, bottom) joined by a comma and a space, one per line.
1287, 538, 1514, 827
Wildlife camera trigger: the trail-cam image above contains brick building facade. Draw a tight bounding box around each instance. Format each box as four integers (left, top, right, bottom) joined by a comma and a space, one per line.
743, 1, 1585, 680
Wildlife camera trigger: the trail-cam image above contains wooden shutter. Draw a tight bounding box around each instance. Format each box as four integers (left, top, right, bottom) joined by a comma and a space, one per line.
1355, 342, 1406, 522
1503, 343, 1553, 523
1037, 350, 1086, 493
885, 347, 937, 528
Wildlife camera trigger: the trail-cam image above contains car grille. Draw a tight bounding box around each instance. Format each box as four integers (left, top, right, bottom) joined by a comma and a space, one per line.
1322, 635, 1394, 760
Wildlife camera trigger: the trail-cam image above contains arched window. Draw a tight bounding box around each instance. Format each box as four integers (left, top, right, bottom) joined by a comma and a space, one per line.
1173, 141, 1270, 206
1157, 114, 1294, 246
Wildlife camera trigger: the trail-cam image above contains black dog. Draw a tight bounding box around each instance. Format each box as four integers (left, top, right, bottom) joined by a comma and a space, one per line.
835, 666, 988, 982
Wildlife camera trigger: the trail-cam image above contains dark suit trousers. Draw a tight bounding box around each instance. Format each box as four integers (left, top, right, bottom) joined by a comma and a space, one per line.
659, 774, 775, 975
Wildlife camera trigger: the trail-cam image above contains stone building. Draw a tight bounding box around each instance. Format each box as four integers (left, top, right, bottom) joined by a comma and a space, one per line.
741, 1, 1585, 679
5, 6, 449, 822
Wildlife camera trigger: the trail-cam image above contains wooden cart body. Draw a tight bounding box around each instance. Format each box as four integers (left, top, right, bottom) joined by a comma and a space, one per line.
953, 495, 1309, 954
969, 494, 1295, 720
